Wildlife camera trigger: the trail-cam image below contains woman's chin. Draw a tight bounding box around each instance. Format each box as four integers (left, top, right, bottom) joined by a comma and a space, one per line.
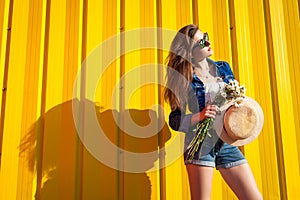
207, 51, 213, 57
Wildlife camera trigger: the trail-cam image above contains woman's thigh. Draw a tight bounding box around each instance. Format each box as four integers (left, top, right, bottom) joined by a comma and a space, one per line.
186, 164, 214, 200
219, 163, 262, 200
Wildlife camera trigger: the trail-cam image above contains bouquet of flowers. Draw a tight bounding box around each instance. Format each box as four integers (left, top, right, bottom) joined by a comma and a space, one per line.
185, 79, 246, 162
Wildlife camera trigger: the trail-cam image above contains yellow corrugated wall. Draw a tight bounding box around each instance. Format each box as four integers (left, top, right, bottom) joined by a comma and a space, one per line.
0, 0, 299, 199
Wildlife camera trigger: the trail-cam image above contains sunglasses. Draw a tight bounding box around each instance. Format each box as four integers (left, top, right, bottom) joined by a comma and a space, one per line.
193, 32, 210, 49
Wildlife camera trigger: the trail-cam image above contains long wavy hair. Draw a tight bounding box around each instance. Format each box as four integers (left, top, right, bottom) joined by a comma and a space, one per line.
164, 24, 198, 111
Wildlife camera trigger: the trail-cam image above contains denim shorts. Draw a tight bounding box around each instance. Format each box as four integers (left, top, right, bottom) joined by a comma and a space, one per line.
184, 139, 247, 169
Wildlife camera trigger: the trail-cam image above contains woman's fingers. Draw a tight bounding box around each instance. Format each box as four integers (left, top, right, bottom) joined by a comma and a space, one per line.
205, 110, 216, 118
207, 105, 219, 111
204, 105, 219, 118
199, 105, 220, 121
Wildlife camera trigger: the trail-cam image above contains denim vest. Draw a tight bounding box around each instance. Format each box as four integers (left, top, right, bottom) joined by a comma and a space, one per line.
188, 61, 235, 114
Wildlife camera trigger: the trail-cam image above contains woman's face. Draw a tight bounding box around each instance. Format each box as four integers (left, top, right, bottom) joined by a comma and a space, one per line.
192, 30, 213, 62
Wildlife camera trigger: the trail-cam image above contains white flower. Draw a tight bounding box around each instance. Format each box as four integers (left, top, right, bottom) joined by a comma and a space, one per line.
221, 92, 227, 98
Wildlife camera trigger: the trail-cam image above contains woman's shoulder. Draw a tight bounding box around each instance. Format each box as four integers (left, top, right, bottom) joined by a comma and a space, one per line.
211, 60, 234, 82
214, 60, 231, 69
207, 59, 231, 70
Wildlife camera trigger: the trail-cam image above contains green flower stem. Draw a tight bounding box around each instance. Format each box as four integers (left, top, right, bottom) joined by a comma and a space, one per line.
186, 118, 214, 162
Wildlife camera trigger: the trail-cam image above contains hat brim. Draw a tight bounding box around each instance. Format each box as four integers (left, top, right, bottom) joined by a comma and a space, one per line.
213, 97, 264, 146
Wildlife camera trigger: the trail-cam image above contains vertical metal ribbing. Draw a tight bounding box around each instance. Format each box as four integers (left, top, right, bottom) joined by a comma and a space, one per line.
118, 0, 125, 199
74, 0, 88, 199
262, 0, 287, 199
228, 0, 239, 79
35, 0, 51, 198
156, 1, 166, 200
0, 0, 14, 166
192, 0, 199, 25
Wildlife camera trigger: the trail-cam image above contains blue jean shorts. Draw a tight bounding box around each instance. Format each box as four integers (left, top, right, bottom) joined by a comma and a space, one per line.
184, 139, 247, 169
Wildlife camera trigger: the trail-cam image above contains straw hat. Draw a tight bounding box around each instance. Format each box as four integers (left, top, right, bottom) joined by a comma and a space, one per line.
213, 97, 264, 146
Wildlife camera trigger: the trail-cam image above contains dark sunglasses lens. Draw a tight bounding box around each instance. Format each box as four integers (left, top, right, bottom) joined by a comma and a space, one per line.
199, 40, 205, 48
200, 33, 210, 48
193, 33, 209, 49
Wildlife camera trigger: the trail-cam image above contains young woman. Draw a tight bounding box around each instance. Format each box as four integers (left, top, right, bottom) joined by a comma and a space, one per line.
164, 24, 262, 200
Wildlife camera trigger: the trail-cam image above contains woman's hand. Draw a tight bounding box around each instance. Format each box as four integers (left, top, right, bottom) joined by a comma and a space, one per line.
200, 105, 219, 120
190, 105, 220, 125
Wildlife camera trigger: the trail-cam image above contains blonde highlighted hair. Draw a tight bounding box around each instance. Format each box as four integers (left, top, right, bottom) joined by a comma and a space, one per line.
164, 24, 199, 111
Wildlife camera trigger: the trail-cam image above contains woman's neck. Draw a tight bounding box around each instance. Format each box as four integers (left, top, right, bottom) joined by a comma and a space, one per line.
193, 59, 216, 82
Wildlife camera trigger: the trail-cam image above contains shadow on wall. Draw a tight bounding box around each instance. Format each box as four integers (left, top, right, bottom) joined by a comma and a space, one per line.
19, 100, 172, 199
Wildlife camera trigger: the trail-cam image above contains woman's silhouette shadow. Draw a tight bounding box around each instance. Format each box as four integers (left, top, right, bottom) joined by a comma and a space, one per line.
19, 99, 171, 199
